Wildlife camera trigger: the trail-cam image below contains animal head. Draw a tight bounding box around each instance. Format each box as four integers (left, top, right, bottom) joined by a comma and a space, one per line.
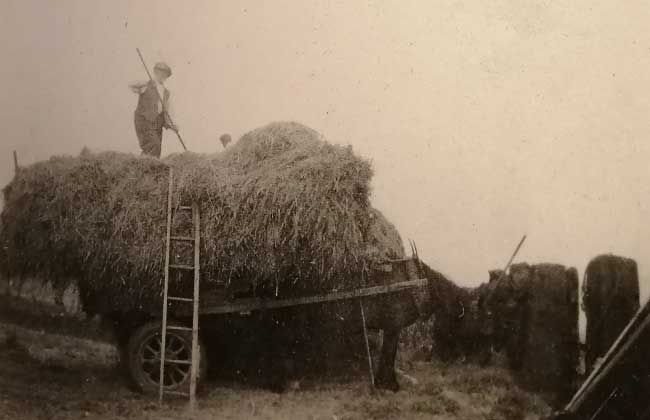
481, 263, 532, 349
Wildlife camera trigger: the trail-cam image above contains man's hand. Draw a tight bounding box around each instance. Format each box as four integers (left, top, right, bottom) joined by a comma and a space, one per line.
166, 124, 179, 133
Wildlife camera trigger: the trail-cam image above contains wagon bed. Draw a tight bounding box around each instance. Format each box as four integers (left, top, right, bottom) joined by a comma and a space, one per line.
166, 257, 428, 317
197, 277, 428, 315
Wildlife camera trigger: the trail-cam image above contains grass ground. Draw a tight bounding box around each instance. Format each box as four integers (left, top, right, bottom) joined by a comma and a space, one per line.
0, 316, 551, 420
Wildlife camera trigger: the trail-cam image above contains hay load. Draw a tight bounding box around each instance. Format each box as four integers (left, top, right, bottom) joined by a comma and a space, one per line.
0, 122, 404, 315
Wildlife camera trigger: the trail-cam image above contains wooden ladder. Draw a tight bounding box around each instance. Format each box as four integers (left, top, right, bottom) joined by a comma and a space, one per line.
159, 168, 201, 406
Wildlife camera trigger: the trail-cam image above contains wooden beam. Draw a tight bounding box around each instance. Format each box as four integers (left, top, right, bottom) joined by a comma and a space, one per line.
565, 300, 650, 412
159, 167, 174, 404
189, 202, 200, 408
503, 235, 527, 274
199, 278, 428, 315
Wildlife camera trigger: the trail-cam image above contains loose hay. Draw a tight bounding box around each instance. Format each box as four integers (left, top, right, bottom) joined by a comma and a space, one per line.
0, 122, 404, 315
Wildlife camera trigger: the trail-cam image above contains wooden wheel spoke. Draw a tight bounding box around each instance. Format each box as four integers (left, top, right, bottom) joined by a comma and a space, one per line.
173, 364, 188, 376
166, 335, 188, 358
171, 365, 187, 383
168, 345, 186, 358
166, 335, 180, 352
144, 344, 159, 356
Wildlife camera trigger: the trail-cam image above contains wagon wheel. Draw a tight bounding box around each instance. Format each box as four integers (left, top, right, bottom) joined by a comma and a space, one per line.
126, 320, 206, 395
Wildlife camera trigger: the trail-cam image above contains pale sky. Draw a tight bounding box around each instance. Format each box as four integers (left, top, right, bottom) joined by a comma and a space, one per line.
1, 0, 649, 303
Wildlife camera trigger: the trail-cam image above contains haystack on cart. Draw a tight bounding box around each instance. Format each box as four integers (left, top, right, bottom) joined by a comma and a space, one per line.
123, 168, 428, 404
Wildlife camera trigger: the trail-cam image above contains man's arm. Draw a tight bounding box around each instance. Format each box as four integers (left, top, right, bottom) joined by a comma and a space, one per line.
129, 81, 149, 94
164, 94, 179, 131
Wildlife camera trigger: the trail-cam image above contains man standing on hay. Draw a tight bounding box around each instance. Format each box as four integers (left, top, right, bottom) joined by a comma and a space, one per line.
129, 62, 178, 158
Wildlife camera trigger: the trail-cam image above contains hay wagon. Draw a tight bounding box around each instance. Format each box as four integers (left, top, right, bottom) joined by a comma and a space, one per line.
122, 254, 427, 400
119, 172, 429, 402
2, 128, 425, 405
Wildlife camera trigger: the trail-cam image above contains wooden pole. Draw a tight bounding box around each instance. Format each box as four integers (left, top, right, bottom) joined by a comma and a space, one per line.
566, 298, 650, 411
189, 202, 201, 408
13, 151, 18, 175
159, 167, 174, 403
136, 48, 188, 152
503, 235, 527, 274
198, 278, 428, 315
359, 299, 375, 390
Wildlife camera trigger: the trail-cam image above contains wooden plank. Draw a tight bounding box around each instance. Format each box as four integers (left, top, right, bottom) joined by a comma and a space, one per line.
167, 325, 192, 332
159, 168, 174, 403
199, 278, 428, 315
165, 359, 192, 365
189, 202, 200, 407
168, 296, 193, 302
164, 390, 190, 397
568, 313, 650, 416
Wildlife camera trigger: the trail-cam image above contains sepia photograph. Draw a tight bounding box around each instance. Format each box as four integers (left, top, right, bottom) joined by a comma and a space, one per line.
0, 1, 649, 419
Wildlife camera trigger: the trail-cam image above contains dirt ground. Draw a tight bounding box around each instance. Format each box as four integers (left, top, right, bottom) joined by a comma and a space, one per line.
0, 316, 552, 420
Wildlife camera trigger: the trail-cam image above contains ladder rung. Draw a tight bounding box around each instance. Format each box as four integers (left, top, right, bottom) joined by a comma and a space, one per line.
166, 326, 193, 332
164, 390, 190, 397
164, 359, 192, 365
178, 206, 193, 211
168, 296, 193, 302
169, 264, 195, 271
170, 236, 194, 242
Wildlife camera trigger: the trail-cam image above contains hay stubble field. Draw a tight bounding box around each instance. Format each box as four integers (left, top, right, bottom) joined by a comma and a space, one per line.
0, 305, 551, 420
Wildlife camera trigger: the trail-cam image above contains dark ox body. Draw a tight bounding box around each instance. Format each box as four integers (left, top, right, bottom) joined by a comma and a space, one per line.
258, 261, 427, 391
583, 254, 639, 372
199, 259, 429, 392
287, 260, 494, 388
197, 290, 422, 392
212, 259, 494, 392
421, 263, 492, 364
336, 261, 495, 388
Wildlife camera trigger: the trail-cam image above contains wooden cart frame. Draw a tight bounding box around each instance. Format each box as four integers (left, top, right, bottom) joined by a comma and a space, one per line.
130, 263, 427, 404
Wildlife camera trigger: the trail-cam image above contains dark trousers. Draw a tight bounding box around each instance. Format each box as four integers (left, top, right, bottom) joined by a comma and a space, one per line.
134, 113, 164, 158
